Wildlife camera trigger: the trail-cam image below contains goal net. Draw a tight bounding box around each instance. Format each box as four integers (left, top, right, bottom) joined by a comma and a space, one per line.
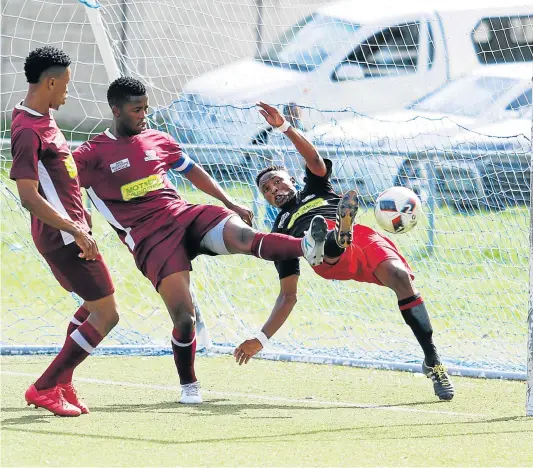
1, 0, 531, 382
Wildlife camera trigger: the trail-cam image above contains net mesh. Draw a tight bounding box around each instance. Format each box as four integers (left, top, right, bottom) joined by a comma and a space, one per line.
0, 0, 531, 374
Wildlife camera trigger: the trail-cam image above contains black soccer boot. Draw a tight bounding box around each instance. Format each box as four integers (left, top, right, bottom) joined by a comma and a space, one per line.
335, 190, 359, 249
422, 361, 455, 401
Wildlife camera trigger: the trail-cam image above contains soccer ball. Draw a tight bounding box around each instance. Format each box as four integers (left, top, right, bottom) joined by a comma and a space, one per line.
374, 187, 422, 234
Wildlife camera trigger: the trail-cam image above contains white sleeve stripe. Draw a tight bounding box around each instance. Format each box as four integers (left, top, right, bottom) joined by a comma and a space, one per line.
173, 154, 194, 172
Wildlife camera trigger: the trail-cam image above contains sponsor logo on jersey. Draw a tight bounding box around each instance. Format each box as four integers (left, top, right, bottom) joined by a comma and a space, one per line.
110, 158, 131, 173
120, 174, 165, 201
63, 154, 78, 179
287, 197, 328, 229
144, 150, 159, 161
301, 194, 316, 203
278, 212, 290, 229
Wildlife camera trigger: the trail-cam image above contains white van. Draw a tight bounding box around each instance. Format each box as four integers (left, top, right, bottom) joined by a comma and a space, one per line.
173, 0, 533, 145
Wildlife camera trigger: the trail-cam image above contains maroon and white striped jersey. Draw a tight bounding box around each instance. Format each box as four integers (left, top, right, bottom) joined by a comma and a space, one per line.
10, 103, 88, 254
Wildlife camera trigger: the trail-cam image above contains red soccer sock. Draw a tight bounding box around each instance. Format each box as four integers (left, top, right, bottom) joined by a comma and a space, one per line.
34, 321, 103, 391
57, 306, 91, 384
250, 232, 303, 261
171, 328, 197, 385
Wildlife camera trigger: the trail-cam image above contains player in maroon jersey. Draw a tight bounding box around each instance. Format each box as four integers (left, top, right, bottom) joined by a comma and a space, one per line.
233, 102, 454, 401
72, 77, 327, 404
10, 47, 120, 416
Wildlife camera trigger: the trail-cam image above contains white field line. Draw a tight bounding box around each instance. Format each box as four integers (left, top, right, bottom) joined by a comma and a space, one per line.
2, 371, 486, 418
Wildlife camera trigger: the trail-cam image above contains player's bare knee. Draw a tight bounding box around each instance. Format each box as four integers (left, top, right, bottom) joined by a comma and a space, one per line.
383, 263, 414, 295
172, 309, 196, 337
108, 310, 120, 329
223, 218, 256, 253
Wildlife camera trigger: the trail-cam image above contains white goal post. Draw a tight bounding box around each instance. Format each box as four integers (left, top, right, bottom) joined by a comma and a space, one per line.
0, 0, 532, 415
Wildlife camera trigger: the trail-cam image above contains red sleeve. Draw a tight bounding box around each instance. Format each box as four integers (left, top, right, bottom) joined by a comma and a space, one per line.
9, 128, 41, 181
72, 142, 95, 188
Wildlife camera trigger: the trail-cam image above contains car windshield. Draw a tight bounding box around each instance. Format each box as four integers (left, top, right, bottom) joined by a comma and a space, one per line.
411, 76, 522, 118
257, 14, 360, 72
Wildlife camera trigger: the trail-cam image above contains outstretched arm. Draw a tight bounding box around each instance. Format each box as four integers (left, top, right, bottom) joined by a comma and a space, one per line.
182, 164, 253, 226
233, 274, 299, 365
257, 101, 327, 177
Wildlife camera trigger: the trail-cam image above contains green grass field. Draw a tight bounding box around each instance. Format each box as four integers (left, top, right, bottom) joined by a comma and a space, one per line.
2, 355, 532, 467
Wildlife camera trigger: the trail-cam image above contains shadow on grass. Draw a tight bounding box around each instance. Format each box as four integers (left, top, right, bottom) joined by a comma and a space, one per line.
1, 415, 530, 446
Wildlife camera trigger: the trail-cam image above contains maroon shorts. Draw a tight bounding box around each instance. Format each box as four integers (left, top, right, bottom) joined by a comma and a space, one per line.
42, 243, 115, 301
134, 203, 235, 290
312, 221, 414, 285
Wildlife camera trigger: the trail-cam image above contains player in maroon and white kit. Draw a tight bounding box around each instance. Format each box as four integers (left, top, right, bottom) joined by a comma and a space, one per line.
72, 77, 327, 404
10, 47, 120, 416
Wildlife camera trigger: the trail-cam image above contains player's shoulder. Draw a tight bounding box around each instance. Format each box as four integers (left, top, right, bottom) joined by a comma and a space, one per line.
73, 131, 110, 157
140, 128, 176, 145
11, 108, 43, 137
305, 158, 333, 175
10, 118, 41, 146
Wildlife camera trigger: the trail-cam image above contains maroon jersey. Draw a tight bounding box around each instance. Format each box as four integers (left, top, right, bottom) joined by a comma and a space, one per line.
9, 103, 88, 254
73, 129, 195, 251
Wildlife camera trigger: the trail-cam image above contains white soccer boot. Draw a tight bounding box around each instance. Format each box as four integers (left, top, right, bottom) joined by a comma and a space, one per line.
179, 381, 203, 404
301, 215, 328, 266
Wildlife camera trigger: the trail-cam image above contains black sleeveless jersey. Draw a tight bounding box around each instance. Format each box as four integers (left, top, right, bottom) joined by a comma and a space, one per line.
271, 159, 341, 279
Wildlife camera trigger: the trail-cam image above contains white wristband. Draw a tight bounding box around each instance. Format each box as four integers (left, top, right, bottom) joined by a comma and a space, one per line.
274, 120, 291, 133
255, 331, 269, 349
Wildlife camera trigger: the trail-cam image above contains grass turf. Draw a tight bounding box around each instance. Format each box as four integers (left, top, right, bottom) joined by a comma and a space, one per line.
1, 355, 532, 467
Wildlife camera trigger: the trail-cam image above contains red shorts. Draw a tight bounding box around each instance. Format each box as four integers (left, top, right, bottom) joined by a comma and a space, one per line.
42, 243, 115, 301
312, 221, 414, 285
134, 203, 235, 290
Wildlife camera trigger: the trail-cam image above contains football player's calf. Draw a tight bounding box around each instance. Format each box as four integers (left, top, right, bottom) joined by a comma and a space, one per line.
387, 276, 454, 400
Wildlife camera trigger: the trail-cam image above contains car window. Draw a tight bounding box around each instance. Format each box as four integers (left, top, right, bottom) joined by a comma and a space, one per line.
336, 22, 420, 79
257, 14, 360, 72
473, 16, 533, 64
428, 21, 435, 70
506, 88, 532, 117
411, 76, 521, 117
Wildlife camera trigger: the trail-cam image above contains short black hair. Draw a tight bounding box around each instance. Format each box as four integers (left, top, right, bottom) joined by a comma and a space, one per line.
107, 77, 146, 108
255, 165, 288, 187
24, 46, 71, 84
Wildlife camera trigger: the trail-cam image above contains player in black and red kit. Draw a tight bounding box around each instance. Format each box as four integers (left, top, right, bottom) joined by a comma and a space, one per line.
10, 47, 120, 416
234, 102, 454, 401
73, 77, 328, 404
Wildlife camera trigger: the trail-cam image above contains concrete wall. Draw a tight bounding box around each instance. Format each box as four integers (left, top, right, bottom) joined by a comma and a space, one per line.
1, 0, 332, 130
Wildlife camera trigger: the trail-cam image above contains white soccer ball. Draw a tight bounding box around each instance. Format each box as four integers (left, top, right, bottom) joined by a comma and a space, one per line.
374, 187, 422, 234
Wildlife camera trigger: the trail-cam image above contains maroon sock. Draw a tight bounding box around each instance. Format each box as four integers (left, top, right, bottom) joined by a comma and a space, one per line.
250, 232, 303, 261
171, 328, 197, 385
34, 321, 103, 391
57, 306, 91, 384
